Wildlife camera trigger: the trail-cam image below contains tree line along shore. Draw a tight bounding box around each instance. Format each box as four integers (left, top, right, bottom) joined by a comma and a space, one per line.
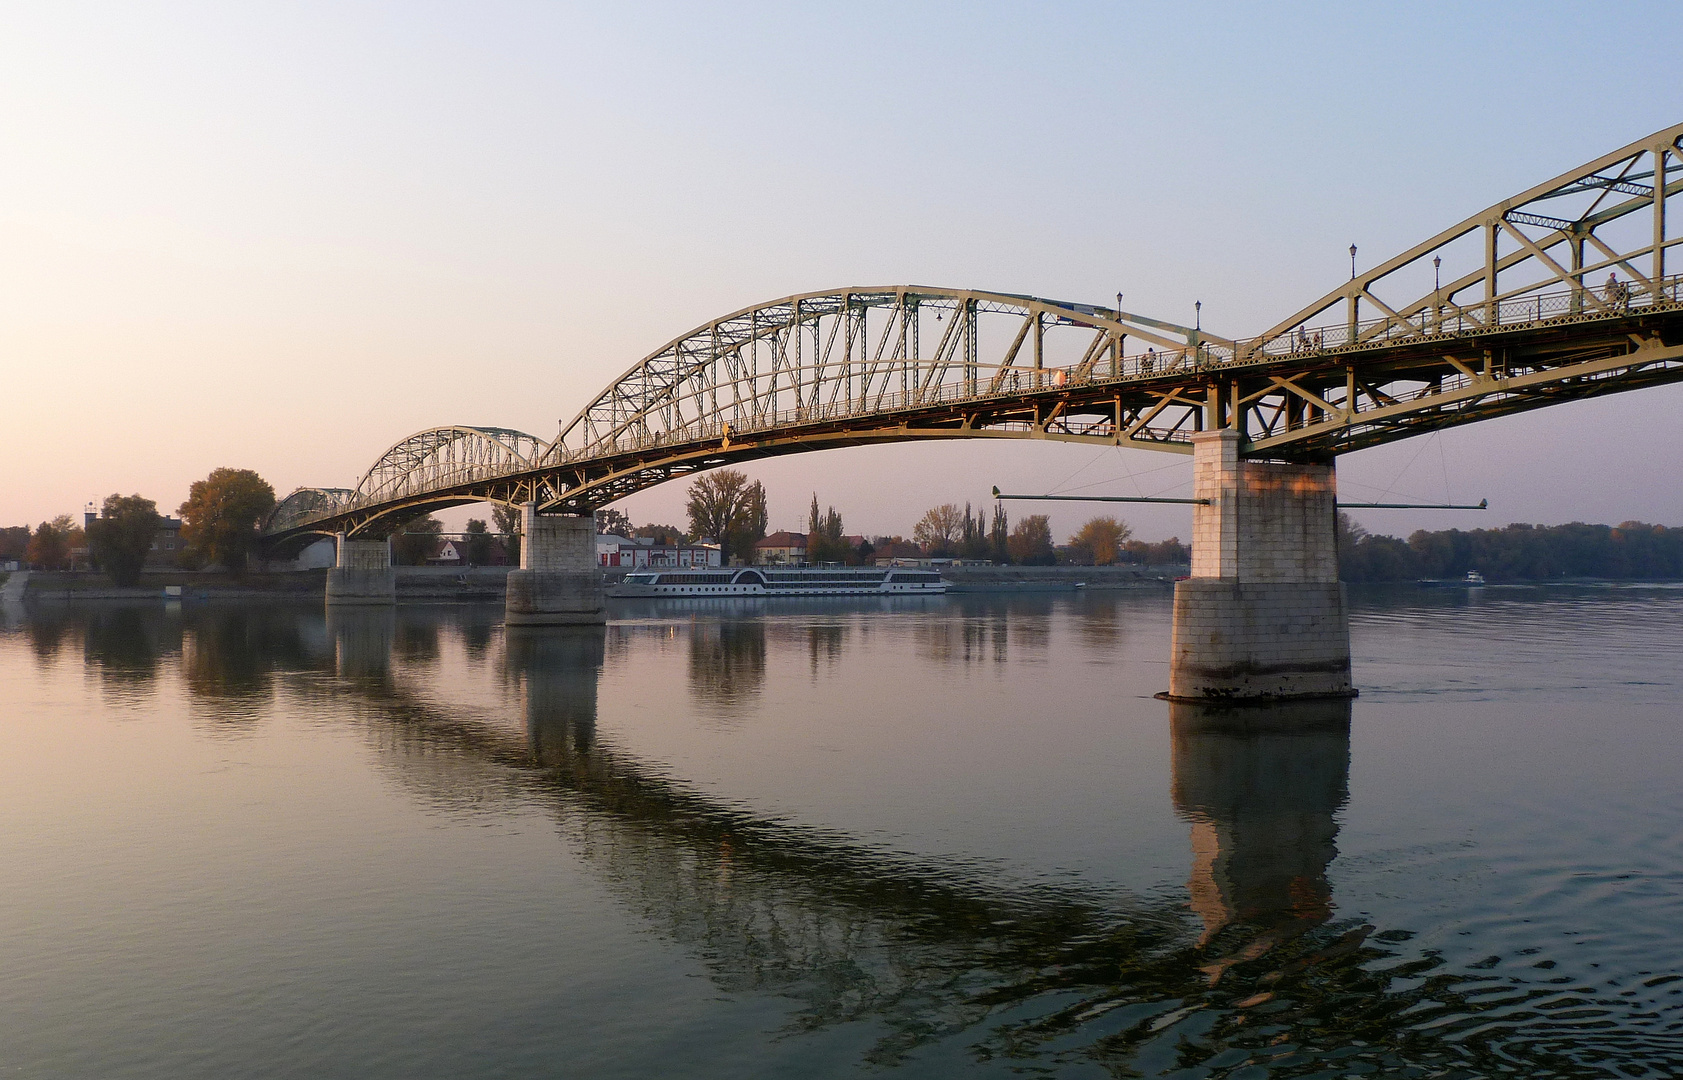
1337, 514, 1683, 582
4, 464, 1680, 585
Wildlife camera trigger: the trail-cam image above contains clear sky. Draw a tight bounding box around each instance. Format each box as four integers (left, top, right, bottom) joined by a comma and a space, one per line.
4, 1, 1681, 543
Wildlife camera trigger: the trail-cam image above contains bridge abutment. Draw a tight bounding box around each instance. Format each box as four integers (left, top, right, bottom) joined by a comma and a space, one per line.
505, 506, 605, 626
1168, 429, 1353, 702
325, 534, 396, 605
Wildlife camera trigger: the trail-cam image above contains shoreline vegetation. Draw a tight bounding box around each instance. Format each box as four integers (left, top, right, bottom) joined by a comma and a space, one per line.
6, 462, 1677, 592
1338, 517, 1683, 583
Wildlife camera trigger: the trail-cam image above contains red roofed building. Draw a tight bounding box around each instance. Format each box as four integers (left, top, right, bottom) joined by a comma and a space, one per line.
754, 531, 807, 565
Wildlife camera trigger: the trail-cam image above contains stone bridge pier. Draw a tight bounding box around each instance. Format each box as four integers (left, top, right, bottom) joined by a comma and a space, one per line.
1168, 428, 1353, 702
505, 505, 606, 626
326, 534, 396, 605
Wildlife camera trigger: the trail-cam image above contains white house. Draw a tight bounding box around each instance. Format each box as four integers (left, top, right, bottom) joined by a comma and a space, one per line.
597, 534, 721, 569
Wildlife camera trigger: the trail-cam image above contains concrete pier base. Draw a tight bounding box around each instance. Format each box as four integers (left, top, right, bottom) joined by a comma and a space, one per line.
505, 506, 605, 626
1168, 429, 1353, 702
325, 534, 396, 605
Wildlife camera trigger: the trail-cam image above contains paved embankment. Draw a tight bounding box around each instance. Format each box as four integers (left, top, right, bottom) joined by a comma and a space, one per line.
0, 571, 29, 603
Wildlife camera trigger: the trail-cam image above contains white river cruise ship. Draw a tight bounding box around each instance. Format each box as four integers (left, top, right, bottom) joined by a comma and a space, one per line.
609, 566, 946, 598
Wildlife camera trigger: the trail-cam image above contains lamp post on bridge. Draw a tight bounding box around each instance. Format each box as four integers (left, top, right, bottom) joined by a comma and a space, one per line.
1349, 243, 1358, 280
1433, 256, 1442, 331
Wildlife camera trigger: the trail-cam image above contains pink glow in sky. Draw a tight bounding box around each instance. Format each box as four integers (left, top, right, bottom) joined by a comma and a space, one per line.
4, 3, 1681, 544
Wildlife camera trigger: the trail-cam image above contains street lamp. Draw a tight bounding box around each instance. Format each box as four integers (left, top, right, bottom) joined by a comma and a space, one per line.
1195, 300, 1201, 330
1433, 255, 1441, 293
1116, 291, 1123, 316
1349, 243, 1358, 280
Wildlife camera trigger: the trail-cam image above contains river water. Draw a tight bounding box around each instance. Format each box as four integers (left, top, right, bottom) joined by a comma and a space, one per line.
2, 586, 1681, 1078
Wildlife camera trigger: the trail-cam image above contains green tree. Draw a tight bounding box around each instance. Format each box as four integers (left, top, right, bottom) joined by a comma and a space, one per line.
596, 508, 633, 536
1008, 514, 1055, 565
1068, 515, 1133, 566
464, 518, 494, 565
0, 525, 29, 563
686, 469, 767, 565
393, 514, 443, 566
1123, 537, 1190, 566
957, 503, 991, 560
27, 516, 73, 571
806, 493, 850, 564
179, 468, 276, 571
989, 503, 1011, 564
913, 503, 964, 555
491, 503, 522, 565
87, 494, 161, 586
634, 522, 685, 545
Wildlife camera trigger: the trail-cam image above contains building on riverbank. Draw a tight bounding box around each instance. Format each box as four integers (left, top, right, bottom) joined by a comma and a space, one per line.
597, 534, 721, 570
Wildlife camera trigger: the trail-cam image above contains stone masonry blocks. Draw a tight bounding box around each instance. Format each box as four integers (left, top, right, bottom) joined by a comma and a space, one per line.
1170, 431, 1352, 701
325, 534, 396, 605
505, 505, 606, 626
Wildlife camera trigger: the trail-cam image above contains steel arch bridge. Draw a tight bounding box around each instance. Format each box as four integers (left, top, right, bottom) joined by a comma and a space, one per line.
265, 123, 1683, 543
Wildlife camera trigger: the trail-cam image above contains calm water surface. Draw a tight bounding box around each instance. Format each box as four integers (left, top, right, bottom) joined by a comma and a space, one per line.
2, 586, 1681, 1077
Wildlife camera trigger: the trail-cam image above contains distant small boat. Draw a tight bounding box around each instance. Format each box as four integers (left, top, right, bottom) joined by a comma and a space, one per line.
1418, 570, 1486, 588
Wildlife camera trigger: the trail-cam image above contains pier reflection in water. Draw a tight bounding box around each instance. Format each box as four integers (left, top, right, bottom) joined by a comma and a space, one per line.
5, 596, 1682, 1077
1171, 701, 1348, 976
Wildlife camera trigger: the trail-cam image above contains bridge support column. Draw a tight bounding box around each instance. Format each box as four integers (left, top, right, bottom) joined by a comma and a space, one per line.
505, 506, 605, 626
1168, 429, 1353, 702
325, 533, 396, 605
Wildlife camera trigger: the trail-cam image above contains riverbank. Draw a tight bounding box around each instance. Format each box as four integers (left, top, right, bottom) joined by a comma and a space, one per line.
941, 564, 1183, 590
17, 566, 1681, 605
13, 567, 516, 603
11, 564, 1181, 603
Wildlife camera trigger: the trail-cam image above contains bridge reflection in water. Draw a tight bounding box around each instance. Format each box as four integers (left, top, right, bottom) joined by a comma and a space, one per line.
22, 603, 1680, 1074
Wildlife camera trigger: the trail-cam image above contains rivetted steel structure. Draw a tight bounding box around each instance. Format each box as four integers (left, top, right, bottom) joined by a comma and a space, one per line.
271, 124, 1683, 694
267, 123, 1683, 545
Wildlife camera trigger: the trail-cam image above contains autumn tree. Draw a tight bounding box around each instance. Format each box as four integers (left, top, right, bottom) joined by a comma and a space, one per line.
1068, 515, 1133, 566
1007, 514, 1055, 565
179, 468, 276, 571
685, 469, 767, 565
87, 494, 162, 586
913, 503, 964, 555
464, 518, 494, 565
392, 514, 443, 566
491, 503, 522, 565
806, 494, 850, 564
26, 516, 74, 571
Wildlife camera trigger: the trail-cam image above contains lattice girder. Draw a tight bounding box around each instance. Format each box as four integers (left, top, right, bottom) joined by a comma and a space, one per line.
260, 125, 1683, 543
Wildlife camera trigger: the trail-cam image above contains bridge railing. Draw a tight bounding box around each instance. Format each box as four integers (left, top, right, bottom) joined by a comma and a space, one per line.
1235, 274, 1683, 362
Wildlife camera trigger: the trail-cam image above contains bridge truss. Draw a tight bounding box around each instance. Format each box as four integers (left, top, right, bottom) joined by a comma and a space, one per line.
266, 123, 1683, 541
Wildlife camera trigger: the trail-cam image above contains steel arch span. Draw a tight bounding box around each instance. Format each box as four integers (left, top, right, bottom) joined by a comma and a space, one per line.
264, 123, 1683, 543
